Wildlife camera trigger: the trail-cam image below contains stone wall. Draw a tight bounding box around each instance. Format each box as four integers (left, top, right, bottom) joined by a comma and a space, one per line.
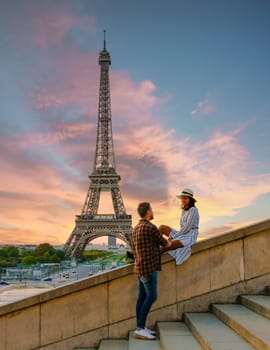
0, 219, 270, 350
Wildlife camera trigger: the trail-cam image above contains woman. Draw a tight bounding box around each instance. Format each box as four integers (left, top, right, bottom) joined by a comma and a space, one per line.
159, 188, 199, 265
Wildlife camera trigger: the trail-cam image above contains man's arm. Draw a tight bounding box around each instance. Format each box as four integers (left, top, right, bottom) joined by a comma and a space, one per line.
165, 239, 173, 249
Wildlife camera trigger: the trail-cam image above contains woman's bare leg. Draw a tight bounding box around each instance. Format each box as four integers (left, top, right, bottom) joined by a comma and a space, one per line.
159, 225, 172, 237
160, 239, 183, 253
159, 225, 184, 253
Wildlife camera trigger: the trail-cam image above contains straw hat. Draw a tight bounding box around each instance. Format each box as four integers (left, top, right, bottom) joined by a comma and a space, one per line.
176, 188, 197, 202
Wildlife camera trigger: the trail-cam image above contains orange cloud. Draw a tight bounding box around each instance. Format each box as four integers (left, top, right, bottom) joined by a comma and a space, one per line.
2, 79, 270, 245
114, 120, 270, 233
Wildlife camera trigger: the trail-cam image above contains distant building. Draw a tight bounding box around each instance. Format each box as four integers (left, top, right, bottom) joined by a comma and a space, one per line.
108, 235, 117, 247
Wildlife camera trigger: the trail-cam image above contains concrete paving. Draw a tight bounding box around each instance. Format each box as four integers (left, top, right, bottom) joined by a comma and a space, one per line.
185, 312, 254, 349
158, 322, 202, 350
241, 295, 270, 319
212, 304, 270, 349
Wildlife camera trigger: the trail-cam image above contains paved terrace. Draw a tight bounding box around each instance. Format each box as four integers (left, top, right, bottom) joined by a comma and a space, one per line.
0, 218, 269, 350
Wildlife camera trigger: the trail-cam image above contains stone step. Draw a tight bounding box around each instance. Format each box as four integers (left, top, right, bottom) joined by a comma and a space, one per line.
241, 295, 270, 320
128, 331, 161, 350
99, 339, 128, 350
185, 312, 255, 349
212, 304, 270, 350
265, 286, 270, 296
158, 322, 202, 350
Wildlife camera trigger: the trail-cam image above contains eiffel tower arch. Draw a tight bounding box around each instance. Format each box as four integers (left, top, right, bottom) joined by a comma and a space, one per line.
64, 33, 132, 260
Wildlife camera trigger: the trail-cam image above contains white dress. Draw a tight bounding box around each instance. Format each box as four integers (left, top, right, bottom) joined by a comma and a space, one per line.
168, 206, 199, 265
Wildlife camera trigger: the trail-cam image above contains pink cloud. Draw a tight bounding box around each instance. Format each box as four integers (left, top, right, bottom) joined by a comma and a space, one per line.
113, 119, 270, 232
29, 49, 99, 114
9, 118, 95, 149
111, 72, 164, 122
191, 98, 215, 116
32, 7, 95, 49
2, 93, 270, 245
0, 142, 85, 245
29, 50, 163, 126
1, 5, 270, 244
2, 96, 270, 245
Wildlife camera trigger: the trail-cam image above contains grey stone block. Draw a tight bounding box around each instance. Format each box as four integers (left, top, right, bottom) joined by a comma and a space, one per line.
212, 304, 270, 349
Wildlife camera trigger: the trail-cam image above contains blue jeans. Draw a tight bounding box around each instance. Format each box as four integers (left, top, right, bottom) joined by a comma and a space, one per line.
136, 271, 158, 328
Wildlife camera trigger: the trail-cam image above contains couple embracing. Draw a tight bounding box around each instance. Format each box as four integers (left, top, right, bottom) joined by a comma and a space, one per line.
132, 188, 199, 340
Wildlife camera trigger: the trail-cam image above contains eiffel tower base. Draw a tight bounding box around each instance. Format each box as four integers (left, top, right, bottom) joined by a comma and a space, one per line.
64, 214, 132, 260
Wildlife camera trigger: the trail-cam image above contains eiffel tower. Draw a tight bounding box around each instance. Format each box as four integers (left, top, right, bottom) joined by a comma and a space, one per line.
64, 33, 132, 260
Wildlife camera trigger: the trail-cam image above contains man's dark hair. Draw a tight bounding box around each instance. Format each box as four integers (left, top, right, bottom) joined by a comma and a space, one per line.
137, 202, 151, 218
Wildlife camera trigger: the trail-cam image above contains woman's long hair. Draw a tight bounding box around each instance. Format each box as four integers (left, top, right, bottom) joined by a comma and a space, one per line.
183, 197, 196, 210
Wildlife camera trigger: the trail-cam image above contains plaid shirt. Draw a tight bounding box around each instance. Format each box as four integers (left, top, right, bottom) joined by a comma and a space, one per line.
132, 219, 167, 276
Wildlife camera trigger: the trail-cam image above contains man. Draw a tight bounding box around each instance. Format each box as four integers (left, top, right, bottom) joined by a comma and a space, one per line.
132, 202, 172, 340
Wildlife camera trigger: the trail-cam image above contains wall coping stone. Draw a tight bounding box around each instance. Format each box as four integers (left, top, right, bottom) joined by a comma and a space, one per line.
0, 217, 269, 317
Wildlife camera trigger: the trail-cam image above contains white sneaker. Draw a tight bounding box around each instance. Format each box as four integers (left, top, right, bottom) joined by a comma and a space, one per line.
134, 328, 156, 340
145, 327, 156, 336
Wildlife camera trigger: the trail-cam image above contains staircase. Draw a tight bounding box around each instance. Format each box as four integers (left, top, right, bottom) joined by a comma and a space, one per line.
74, 289, 270, 350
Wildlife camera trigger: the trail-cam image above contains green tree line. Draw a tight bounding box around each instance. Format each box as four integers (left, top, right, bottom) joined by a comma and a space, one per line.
0, 243, 65, 267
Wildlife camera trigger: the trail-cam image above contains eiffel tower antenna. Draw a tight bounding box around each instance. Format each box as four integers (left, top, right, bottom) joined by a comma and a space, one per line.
64, 34, 132, 260
103, 29, 106, 50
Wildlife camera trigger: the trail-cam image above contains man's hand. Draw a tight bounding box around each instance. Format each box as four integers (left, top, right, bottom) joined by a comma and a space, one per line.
166, 239, 172, 248
160, 239, 172, 254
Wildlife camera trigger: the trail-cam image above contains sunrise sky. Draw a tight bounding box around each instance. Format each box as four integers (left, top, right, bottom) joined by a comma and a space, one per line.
0, 0, 270, 245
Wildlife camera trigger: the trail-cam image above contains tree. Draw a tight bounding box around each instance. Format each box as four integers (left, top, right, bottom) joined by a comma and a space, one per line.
56, 249, 65, 260
0, 246, 19, 258
21, 256, 37, 265
34, 243, 55, 258
0, 243, 65, 266
50, 253, 60, 263
21, 248, 34, 257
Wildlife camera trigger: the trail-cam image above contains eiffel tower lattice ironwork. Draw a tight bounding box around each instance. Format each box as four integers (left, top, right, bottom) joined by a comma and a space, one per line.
64, 33, 132, 259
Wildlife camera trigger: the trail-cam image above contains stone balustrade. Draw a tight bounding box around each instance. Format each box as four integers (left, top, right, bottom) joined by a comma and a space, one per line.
0, 218, 269, 350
